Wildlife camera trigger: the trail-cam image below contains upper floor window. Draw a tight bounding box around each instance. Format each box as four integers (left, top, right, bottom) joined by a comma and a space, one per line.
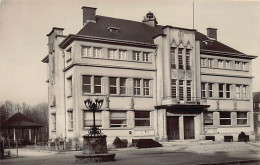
187, 80, 192, 101
66, 48, 72, 61
120, 78, 126, 95
226, 84, 231, 99
179, 80, 184, 100
201, 83, 206, 98
219, 84, 224, 98
67, 76, 72, 97
143, 79, 150, 96
143, 52, 150, 62
93, 47, 102, 58
171, 79, 177, 98
186, 49, 191, 70
51, 113, 56, 131
109, 77, 117, 94
218, 60, 224, 68
201, 58, 206, 67
81, 46, 91, 57
208, 58, 213, 67
119, 50, 127, 60
134, 79, 141, 95
170, 47, 176, 69
108, 49, 117, 59
208, 83, 213, 98
133, 51, 140, 61
225, 60, 231, 69
68, 111, 73, 130
236, 85, 241, 99
135, 111, 150, 127
242, 85, 248, 99
178, 49, 183, 69
82, 75, 102, 94
235, 61, 241, 70
242, 62, 249, 71
109, 77, 126, 95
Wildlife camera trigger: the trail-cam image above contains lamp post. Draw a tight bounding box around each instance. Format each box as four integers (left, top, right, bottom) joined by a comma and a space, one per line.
84, 98, 104, 136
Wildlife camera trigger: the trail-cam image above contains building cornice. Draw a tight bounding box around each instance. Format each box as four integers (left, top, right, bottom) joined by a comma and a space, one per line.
59, 34, 157, 49
63, 62, 156, 72
200, 49, 257, 59
201, 72, 254, 79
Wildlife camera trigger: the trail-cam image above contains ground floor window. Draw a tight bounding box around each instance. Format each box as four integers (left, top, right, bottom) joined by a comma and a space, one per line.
220, 112, 231, 125
204, 112, 213, 126
135, 111, 150, 127
237, 112, 247, 125
51, 113, 56, 131
110, 111, 127, 127
83, 111, 102, 127
68, 111, 73, 130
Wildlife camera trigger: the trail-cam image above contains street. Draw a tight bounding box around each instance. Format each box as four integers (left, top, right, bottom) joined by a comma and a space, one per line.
1, 142, 260, 165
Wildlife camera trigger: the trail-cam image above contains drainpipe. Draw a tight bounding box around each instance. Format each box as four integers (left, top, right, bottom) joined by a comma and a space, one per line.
61, 49, 67, 149
154, 46, 159, 139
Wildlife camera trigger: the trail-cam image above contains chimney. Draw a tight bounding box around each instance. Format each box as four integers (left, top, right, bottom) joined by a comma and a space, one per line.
82, 6, 97, 26
142, 11, 158, 28
207, 28, 217, 40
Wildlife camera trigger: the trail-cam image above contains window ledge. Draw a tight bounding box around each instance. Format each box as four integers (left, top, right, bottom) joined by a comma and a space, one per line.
67, 95, 72, 98
218, 125, 250, 128
68, 129, 73, 131
201, 66, 249, 72
51, 130, 56, 132
81, 56, 152, 64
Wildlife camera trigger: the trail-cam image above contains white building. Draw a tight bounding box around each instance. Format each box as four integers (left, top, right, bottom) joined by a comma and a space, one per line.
42, 7, 257, 147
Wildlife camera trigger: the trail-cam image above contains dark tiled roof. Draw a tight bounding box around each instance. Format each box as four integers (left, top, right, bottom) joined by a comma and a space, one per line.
77, 15, 163, 44
77, 15, 244, 54
1, 112, 43, 129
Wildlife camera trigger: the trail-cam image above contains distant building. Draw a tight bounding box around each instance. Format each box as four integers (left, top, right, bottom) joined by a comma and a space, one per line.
42, 7, 257, 147
253, 92, 260, 140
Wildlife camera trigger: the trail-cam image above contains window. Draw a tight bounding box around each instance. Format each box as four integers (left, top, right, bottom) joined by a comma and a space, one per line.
143, 52, 150, 62
208, 83, 213, 98
170, 47, 176, 69
82, 75, 91, 94
119, 50, 127, 60
187, 80, 191, 101
236, 85, 241, 99
242, 85, 248, 99
225, 60, 231, 69
109, 77, 117, 94
201, 83, 206, 98
226, 84, 231, 99
218, 60, 224, 68
66, 48, 72, 61
83, 111, 102, 127
171, 79, 177, 98
110, 112, 127, 127
179, 80, 184, 100
82, 76, 102, 94
235, 61, 241, 70
220, 112, 231, 125
186, 49, 191, 70
52, 113, 56, 131
237, 112, 247, 125
134, 79, 141, 95
93, 47, 102, 58
94, 76, 102, 94
204, 112, 213, 126
208, 59, 213, 67
68, 111, 73, 130
135, 111, 150, 127
242, 62, 248, 71
201, 58, 206, 67
178, 49, 183, 69
120, 78, 126, 95
133, 51, 140, 61
82, 46, 91, 57
143, 79, 150, 96
108, 49, 117, 59
67, 77, 72, 97
219, 84, 224, 98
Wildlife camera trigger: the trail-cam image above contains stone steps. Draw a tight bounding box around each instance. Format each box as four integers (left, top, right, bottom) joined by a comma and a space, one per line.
161, 139, 214, 147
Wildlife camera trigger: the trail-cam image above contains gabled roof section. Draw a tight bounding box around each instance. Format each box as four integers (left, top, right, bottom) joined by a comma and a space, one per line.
77, 15, 163, 44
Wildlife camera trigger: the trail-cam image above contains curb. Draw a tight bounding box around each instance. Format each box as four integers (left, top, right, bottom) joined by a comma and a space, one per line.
196, 159, 260, 165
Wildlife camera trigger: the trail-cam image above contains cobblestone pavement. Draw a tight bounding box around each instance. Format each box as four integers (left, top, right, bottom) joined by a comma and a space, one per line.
1, 142, 260, 165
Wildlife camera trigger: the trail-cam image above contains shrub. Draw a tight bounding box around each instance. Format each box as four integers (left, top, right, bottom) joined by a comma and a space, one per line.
112, 137, 128, 148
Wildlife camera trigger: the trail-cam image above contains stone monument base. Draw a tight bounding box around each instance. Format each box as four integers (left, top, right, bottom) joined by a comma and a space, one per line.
75, 153, 116, 163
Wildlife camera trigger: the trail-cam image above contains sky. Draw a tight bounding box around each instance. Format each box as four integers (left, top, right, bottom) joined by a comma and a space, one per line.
0, 0, 260, 106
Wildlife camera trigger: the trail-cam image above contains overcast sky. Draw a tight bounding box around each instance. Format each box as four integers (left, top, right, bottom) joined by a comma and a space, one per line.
0, 0, 260, 106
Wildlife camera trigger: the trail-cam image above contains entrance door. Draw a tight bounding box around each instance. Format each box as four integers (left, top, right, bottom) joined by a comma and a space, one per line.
167, 116, 179, 140
184, 116, 195, 139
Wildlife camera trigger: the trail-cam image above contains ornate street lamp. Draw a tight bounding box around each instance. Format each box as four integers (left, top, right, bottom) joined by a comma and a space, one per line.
84, 98, 104, 136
